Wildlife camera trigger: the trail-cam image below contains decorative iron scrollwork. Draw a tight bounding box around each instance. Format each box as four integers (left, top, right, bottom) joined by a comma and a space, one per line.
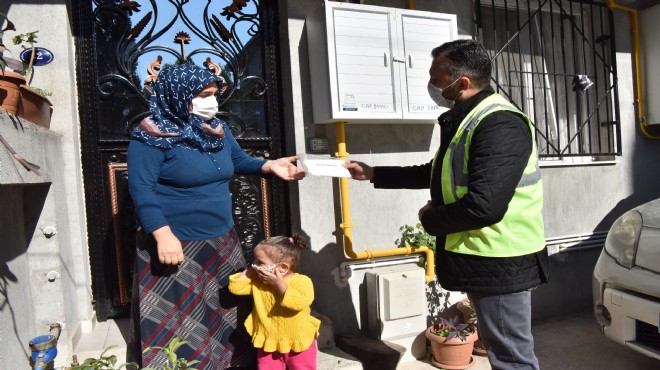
91, 0, 267, 138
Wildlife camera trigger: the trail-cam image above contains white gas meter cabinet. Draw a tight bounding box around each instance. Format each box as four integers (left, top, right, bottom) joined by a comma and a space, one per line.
306, 1, 457, 124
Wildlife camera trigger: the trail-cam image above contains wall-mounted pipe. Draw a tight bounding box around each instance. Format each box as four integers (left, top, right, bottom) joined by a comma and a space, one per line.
608, 0, 660, 139
335, 121, 435, 282
339, 255, 422, 281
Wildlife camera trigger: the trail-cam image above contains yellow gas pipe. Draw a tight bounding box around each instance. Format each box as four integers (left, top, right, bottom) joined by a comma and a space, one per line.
608, 0, 660, 139
335, 121, 435, 283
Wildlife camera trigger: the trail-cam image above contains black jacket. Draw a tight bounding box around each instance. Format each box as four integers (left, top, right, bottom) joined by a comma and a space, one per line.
372, 86, 549, 294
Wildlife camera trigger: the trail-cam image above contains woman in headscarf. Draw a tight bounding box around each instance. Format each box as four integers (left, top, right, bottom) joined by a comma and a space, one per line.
126, 63, 304, 369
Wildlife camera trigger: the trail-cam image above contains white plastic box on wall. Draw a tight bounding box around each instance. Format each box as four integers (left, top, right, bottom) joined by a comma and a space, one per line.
306, 0, 457, 124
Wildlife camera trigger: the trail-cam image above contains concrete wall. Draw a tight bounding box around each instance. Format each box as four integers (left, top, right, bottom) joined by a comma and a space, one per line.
2, 0, 660, 367
1, 1, 91, 368
282, 0, 660, 336
640, 4, 660, 125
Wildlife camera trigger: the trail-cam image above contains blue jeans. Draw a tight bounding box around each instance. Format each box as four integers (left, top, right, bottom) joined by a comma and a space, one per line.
467, 290, 539, 370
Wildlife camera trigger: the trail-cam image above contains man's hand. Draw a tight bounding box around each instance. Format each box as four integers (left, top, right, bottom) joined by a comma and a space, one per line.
152, 226, 184, 265
263, 156, 306, 181
344, 160, 374, 181
418, 200, 433, 221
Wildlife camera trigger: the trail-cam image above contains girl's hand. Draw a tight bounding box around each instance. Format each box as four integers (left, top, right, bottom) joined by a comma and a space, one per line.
256, 268, 288, 296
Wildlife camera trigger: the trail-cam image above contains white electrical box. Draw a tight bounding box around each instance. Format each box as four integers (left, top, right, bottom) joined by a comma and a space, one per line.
306, 1, 457, 124
366, 264, 427, 341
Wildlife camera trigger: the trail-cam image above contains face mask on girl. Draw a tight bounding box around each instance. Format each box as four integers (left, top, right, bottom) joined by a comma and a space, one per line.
191, 95, 219, 121
427, 77, 461, 108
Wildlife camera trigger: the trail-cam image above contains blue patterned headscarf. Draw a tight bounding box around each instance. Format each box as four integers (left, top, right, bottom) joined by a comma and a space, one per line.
131, 63, 224, 151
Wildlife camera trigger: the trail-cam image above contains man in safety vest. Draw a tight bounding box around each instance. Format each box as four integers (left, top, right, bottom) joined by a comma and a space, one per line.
345, 40, 549, 370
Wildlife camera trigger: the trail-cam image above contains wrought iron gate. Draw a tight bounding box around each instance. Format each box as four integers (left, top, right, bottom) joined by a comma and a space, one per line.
475, 0, 621, 159
72, 0, 290, 320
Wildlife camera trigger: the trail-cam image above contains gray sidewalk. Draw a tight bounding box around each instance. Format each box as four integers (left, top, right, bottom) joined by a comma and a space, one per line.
72, 311, 659, 369
401, 311, 659, 369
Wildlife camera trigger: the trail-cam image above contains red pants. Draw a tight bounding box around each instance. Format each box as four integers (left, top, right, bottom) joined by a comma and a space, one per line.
256, 340, 317, 370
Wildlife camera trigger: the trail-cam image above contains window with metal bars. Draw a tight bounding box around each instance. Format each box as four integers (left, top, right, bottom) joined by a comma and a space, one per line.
475, 0, 621, 160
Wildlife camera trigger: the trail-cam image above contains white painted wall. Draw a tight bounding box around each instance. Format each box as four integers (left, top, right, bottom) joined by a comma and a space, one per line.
0, 2, 92, 368
640, 4, 660, 124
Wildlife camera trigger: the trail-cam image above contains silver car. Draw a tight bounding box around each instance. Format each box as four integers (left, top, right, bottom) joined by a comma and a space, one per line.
593, 198, 660, 360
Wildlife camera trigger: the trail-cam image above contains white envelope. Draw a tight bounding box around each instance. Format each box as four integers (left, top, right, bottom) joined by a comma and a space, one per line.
300, 158, 351, 178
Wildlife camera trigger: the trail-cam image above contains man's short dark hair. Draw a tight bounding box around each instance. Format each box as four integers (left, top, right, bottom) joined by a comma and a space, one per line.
431, 40, 492, 88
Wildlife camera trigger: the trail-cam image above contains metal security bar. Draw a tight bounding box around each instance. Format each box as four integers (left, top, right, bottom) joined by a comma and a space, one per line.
475, 0, 621, 158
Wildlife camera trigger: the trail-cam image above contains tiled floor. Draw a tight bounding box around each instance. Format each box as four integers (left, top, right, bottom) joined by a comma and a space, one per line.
71, 318, 130, 366
70, 312, 660, 369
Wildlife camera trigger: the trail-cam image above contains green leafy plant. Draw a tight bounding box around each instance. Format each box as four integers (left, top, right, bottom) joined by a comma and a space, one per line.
70, 346, 137, 370
12, 30, 38, 85
141, 337, 200, 370
428, 315, 476, 342
396, 223, 436, 251
69, 337, 196, 370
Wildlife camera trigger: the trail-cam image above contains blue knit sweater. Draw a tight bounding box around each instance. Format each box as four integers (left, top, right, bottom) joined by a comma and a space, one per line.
127, 131, 267, 240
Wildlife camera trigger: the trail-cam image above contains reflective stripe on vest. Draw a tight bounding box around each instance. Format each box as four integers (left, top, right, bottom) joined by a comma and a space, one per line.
434, 93, 545, 257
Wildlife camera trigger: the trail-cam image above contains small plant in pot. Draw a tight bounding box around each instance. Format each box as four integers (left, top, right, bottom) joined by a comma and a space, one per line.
0, 13, 25, 115
11, 29, 53, 128
397, 223, 436, 252
425, 315, 478, 370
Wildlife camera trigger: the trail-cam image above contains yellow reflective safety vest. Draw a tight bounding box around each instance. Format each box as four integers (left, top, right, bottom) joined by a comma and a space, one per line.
435, 93, 545, 257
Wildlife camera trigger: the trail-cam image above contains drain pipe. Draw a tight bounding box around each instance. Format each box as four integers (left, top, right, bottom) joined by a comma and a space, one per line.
608, 0, 660, 139
335, 121, 435, 282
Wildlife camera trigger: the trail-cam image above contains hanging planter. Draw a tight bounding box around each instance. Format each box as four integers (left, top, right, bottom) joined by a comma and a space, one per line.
0, 70, 25, 115
17, 84, 52, 129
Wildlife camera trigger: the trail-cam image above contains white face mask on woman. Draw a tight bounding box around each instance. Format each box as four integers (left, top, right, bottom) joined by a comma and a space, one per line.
191, 95, 219, 121
427, 77, 461, 108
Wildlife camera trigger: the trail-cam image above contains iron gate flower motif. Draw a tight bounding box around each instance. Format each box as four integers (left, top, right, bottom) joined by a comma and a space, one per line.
92, 0, 266, 138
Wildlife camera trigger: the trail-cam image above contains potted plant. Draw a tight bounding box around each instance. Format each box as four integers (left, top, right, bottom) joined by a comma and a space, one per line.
12, 30, 53, 128
397, 223, 436, 253
397, 223, 452, 324
0, 13, 25, 115
425, 315, 478, 369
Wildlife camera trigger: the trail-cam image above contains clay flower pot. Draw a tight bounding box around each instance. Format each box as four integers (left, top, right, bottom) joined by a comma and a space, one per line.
17, 85, 52, 129
0, 70, 26, 115
426, 325, 477, 369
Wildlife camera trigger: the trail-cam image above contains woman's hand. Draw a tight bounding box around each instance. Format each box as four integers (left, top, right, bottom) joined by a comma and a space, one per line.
152, 226, 185, 265
262, 156, 306, 181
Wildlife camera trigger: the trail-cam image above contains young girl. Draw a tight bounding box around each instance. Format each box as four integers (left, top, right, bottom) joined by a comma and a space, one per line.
228, 235, 320, 370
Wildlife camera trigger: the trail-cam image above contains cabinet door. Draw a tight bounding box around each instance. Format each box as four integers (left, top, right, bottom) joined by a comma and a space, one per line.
328, 5, 402, 121
397, 10, 457, 121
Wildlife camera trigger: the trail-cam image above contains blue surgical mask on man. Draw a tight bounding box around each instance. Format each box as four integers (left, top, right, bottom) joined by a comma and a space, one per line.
427, 77, 461, 108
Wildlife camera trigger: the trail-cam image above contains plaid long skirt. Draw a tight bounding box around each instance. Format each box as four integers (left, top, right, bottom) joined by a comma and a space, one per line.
128, 227, 256, 370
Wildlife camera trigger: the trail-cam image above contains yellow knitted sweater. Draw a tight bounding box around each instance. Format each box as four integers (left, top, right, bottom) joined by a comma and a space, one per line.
228, 272, 321, 353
